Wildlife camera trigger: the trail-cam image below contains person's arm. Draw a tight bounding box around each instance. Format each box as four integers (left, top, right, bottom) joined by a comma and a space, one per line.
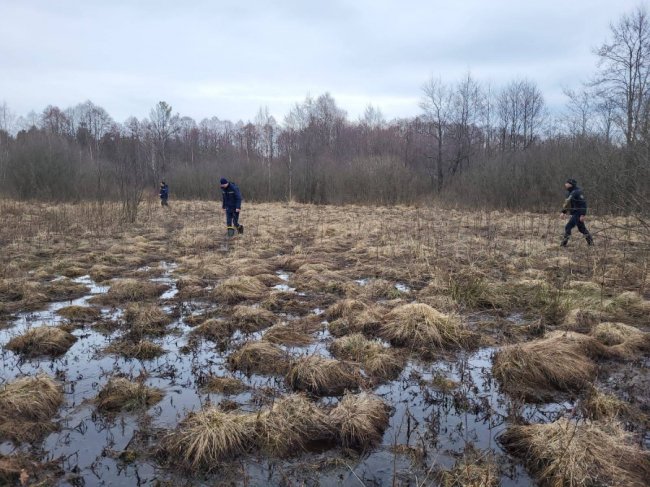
234, 184, 242, 210
222, 189, 226, 209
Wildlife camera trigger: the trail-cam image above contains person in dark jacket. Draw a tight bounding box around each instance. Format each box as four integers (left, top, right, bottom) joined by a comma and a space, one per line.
159, 181, 169, 207
220, 178, 243, 235
561, 178, 593, 246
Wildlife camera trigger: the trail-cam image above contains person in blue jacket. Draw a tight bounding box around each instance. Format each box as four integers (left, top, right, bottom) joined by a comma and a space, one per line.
561, 178, 593, 247
220, 178, 243, 234
159, 181, 169, 207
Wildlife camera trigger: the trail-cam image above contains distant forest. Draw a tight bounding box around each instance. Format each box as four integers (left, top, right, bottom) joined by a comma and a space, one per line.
0, 7, 648, 215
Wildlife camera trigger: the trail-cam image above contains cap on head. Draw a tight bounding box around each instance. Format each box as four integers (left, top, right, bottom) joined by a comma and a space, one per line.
220, 178, 228, 185
566, 178, 577, 187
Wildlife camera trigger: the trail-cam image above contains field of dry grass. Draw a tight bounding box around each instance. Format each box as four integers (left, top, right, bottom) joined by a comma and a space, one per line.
0, 198, 648, 486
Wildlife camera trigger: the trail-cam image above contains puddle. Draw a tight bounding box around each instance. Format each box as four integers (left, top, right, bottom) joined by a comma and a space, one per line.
395, 283, 410, 293
0, 263, 553, 486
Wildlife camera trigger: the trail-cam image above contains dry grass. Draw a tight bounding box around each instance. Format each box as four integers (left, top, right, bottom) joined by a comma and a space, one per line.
593, 322, 650, 357
105, 339, 165, 360
44, 278, 89, 301
263, 322, 314, 346
124, 303, 172, 337
189, 319, 233, 344
56, 305, 101, 322
500, 419, 650, 487
96, 377, 164, 412
330, 334, 404, 381
161, 407, 256, 470
228, 341, 290, 375
92, 278, 168, 304
380, 303, 470, 350
0, 374, 63, 443
200, 376, 247, 395
438, 448, 500, 487
493, 331, 608, 401
0, 453, 62, 486
213, 276, 267, 304
606, 291, 650, 325
581, 388, 631, 421
286, 355, 361, 396
232, 305, 277, 332
255, 394, 333, 456
563, 308, 600, 333
6, 326, 77, 357
328, 393, 389, 449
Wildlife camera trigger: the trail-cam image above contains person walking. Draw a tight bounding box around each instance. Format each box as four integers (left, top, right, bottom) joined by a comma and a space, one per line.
220, 178, 243, 236
561, 178, 593, 247
159, 181, 169, 207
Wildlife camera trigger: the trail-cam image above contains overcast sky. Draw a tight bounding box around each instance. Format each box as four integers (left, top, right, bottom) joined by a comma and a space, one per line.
0, 0, 644, 124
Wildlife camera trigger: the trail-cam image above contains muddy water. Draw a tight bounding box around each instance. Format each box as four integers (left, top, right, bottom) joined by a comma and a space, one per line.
0, 263, 569, 486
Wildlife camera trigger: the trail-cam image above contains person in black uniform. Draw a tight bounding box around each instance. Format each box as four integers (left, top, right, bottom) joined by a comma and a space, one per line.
561, 178, 593, 247
220, 178, 244, 235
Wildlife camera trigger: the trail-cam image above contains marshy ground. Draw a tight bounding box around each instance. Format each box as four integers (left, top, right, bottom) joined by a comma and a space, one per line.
0, 199, 648, 486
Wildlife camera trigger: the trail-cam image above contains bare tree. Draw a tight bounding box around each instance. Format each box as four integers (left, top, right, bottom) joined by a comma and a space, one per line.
148, 101, 179, 181
420, 77, 452, 192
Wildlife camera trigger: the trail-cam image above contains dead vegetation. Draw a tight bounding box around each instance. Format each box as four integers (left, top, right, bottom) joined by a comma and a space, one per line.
500, 419, 650, 487
105, 339, 165, 360
438, 447, 500, 487
593, 322, 650, 357
213, 276, 267, 303
92, 278, 168, 304
124, 303, 171, 337
232, 305, 276, 332
6, 326, 77, 357
493, 331, 608, 401
330, 334, 404, 381
96, 377, 164, 413
329, 392, 389, 449
200, 376, 247, 395
286, 355, 362, 396
56, 305, 101, 322
228, 341, 290, 375
189, 319, 233, 344
263, 322, 314, 346
0, 374, 63, 443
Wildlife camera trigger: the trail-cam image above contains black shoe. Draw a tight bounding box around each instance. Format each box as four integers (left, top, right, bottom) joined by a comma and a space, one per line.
237, 224, 244, 235
585, 235, 593, 246
227, 227, 235, 237
560, 236, 569, 247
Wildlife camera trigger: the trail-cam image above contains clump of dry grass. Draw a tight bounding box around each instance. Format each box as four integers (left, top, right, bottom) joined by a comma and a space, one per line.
330, 334, 404, 381
325, 299, 368, 321
286, 355, 361, 396
6, 326, 77, 357
160, 407, 256, 470
96, 377, 164, 412
581, 388, 631, 421
228, 341, 290, 375
606, 291, 650, 325
0, 374, 63, 443
0, 453, 62, 486
359, 279, 404, 300
56, 305, 101, 322
200, 376, 247, 395
438, 448, 500, 487
329, 393, 389, 449
232, 305, 276, 332
189, 319, 233, 344
493, 331, 608, 401
213, 276, 267, 304
292, 263, 350, 293
89, 264, 117, 282
380, 303, 471, 350
593, 322, 650, 357
105, 340, 165, 360
500, 419, 650, 487
263, 322, 314, 346
44, 278, 89, 301
0, 279, 47, 314
255, 394, 333, 456
93, 278, 168, 304
563, 308, 600, 333
124, 303, 171, 337
326, 299, 383, 337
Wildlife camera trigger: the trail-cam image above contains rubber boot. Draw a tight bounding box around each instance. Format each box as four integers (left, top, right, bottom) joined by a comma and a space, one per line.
560, 235, 569, 247
227, 226, 235, 237
585, 234, 593, 246
237, 224, 244, 235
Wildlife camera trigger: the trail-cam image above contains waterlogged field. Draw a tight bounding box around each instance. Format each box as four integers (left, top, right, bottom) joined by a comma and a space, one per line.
0, 200, 648, 486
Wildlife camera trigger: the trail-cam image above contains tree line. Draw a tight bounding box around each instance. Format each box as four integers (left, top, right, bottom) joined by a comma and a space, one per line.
0, 6, 648, 217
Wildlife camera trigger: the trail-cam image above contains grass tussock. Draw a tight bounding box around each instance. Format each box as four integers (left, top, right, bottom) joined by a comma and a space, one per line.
44, 278, 89, 301
563, 308, 600, 333
360, 279, 404, 300
228, 341, 290, 375
106, 340, 165, 360
380, 303, 470, 350
96, 377, 164, 412
213, 276, 267, 304
286, 355, 361, 396
6, 326, 77, 357
439, 448, 500, 487
94, 278, 168, 304
263, 322, 314, 346
0, 453, 62, 486
500, 419, 650, 487
232, 305, 277, 332
0, 374, 63, 443
606, 291, 650, 325
581, 388, 631, 421
124, 303, 171, 336
56, 305, 101, 322
593, 322, 650, 357
330, 334, 404, 381
189, 319, 233, 344
255, 394, 333, 456
328, 393, 389, 449
161, 407, 256, 470
200, 376, 247, 395
493, 331, 608, 401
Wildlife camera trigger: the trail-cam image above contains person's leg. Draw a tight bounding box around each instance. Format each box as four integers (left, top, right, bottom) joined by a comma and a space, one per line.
232, 210, 239, 228
562, 214, 578, 246
226, 208, 234, 227
577, 218, 593, 245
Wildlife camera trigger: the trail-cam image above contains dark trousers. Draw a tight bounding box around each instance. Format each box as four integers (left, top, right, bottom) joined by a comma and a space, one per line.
565, 213, 589, 236
226, 208, 240, 227
161, 198, 168, 207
